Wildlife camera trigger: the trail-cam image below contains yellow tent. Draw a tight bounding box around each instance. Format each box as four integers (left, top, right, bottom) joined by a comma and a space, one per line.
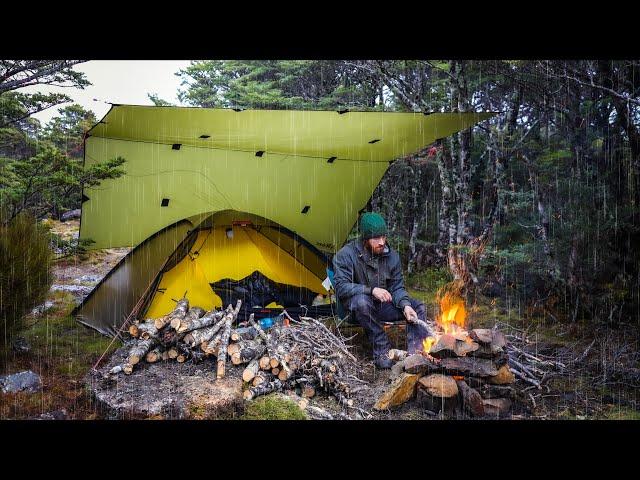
72, 106, 495, 335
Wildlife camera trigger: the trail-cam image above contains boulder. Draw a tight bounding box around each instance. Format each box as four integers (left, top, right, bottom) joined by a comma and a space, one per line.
0, 370, 42, 394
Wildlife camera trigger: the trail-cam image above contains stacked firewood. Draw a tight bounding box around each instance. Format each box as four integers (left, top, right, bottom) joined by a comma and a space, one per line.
109, 298, 243, 378
107, 300, 368, 416
377, 328, 517, 418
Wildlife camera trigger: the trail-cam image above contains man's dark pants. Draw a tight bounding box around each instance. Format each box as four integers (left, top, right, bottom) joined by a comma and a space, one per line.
346, 294, 430, 358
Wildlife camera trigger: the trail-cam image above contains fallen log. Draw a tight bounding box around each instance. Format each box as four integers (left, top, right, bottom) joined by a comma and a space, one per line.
403, 354, 440, 376
455, 379, 485, 417
242, 359, 260, 383
437, 356, 499, 378
184, 316, 226, 348
301, 384, 316, 399
128, 338, 157, 365
480, 384, 516, 399
138, 321, 159, 340
373, 373, 420, 410
252, 371, 271, 387
388, 349, 409, 362
177, 308, 225, 334
482, 398, 512, 418
171, 306, 205, 331
244, 378, 283, 400
231, 341, 267, 365
145, 348, 162, 363
154, 298, 189, 330
217, 301, 242, 379
416, 374, 459, 414
486, 365, 516, 385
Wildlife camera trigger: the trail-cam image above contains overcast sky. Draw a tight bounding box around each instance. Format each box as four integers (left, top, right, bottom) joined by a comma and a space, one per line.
19, 60, 192, 125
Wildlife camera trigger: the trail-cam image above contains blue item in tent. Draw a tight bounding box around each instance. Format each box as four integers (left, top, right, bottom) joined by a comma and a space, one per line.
326, 266, 348, 321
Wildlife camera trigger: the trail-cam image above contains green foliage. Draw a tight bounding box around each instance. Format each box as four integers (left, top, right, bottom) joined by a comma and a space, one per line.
177, 60, 382, 111
0, 121, 126, 222
240, 394, 308, 420
42, 104, 96, 158
0, 212, 53, 347
147, 93, 174, 106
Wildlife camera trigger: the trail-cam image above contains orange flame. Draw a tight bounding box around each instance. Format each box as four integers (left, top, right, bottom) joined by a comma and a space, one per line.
437, 291, 467, 335
422, 286, 469, 354
422, 336, 436, 353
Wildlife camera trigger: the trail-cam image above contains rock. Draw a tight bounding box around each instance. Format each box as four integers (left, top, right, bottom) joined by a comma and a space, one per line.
60, 209, 81, 221
31, 301, 55, 316
0, 370, 42, 394
373, 373, 420, 410
11, 336, 31, 353
50, 284, 93, 295
34, 409, 68, 420
78, 274, 101, 284
487, 365, 516, 384
482, 398, 512, 418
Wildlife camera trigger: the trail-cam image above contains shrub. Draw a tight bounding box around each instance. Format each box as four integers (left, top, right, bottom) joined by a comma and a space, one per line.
0, 213, 53, 348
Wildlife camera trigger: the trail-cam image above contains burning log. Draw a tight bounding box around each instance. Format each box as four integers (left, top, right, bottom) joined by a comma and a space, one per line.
373, 373, 420, 410
429, 334, 479, 358
416, 374, 459, 414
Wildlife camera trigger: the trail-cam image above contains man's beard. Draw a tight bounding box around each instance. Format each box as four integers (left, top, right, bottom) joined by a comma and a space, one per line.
365, 241, 385, 256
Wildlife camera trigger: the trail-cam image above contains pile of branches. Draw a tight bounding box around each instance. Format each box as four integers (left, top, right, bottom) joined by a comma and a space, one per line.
241, 315, 370, 418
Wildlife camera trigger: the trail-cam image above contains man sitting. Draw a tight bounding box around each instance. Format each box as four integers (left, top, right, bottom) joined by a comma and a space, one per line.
332, 212, 432, 369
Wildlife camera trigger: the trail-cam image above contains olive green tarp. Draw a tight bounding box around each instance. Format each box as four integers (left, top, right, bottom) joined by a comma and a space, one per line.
74, 105, 494, 335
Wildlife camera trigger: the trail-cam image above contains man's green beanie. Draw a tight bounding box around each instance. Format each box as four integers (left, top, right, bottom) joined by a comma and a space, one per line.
360, 212, 387, 240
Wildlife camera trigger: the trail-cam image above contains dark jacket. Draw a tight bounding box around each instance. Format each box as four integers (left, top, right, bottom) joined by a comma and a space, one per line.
332, 239, 411, 310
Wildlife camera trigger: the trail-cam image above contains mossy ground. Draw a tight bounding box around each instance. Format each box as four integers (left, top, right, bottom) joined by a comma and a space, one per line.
1, 287, 120, 419
240, 394, 308, 420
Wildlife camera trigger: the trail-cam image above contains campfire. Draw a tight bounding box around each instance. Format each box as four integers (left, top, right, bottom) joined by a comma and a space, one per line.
375, 286, 516, 418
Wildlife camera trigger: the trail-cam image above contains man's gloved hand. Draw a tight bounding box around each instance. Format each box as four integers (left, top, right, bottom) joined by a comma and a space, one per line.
372, 287, 392, 302
403, 305, 418, 323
